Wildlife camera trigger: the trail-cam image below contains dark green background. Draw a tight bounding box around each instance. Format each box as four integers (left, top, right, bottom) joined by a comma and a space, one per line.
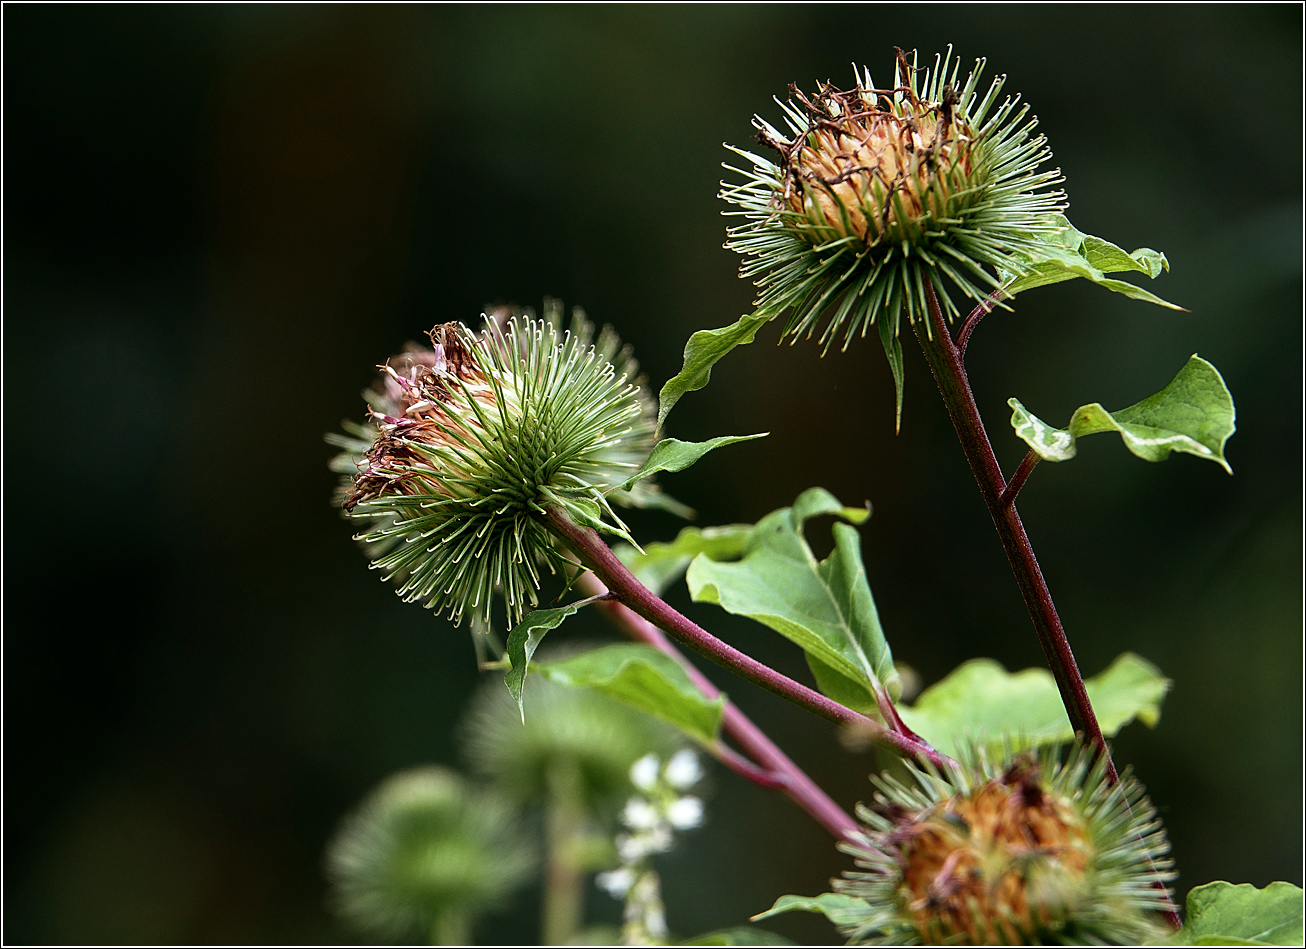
5, 5, 1301, 944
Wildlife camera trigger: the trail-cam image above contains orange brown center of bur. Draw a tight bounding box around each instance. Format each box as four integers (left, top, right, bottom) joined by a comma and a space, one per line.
768, 85, 973, 246
894, 769, 1090, 944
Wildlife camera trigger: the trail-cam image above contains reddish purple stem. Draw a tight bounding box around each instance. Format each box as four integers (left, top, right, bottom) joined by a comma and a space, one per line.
542, 505, 953, 757
1000, 449, 1041, 508
914, 283, 1114, 776
914, 281, 1182, 929
574, 571, 856, 837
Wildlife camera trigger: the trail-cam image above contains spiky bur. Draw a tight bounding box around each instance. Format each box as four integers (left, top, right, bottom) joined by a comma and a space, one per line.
328, 304, 671, 630
834, 744, 1174, 945
721, 47, 1064, 421
325, 767, 534, 945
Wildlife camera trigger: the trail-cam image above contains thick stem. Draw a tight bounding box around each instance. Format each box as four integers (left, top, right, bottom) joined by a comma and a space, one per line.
914, 283, 1181, 929
573, 570, 858, 839
913, 282, 1115, 780
543, 505, 954, 774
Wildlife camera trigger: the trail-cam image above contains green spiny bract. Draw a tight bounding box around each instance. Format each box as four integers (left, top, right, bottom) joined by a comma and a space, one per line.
721, 46, 1065, 352
329, 304, 659, 629
834, 744, 1174, 945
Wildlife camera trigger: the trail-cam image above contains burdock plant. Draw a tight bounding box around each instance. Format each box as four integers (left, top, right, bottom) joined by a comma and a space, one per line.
821, 746, 1175, 945
721, 48, 1063, 362
329, 307, 663, 629
326, 45, 1301, 947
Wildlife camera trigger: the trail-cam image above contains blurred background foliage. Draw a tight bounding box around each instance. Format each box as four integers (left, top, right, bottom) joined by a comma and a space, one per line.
4, 5, 1300, 944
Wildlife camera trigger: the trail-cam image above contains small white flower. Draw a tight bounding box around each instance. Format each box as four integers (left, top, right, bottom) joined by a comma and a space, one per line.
664, 749, 702, 789
666, 795, 704, 830
627, 871, 668, 939
596, 867, 636, 898
617, 833, 647, 863
618, 827, 672, 862
621, 797, 660, 830
629, 753, 660, 791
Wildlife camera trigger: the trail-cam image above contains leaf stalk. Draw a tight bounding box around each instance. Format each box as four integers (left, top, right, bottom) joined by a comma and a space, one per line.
999, 449, 1041, 508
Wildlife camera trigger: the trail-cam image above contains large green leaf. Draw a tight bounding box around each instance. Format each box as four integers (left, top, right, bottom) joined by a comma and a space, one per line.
896, 652, 1169, 758
615, 524, 751, 596
685, 488, 899, 715
1168, 881, 1304, 946
534, 643, 725, 746
1000, 213, 1182, 309
504, 603, 590, 721
681, 927, 796, 945
752, 893, 871, 928
657, 312, 771, 429
1009, 355, 1235, 473
620, 434, 767, 492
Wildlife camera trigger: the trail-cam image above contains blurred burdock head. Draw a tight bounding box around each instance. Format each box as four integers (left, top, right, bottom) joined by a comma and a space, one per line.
834, 744, 1174, 945
325, 767, 534, 944
329, 302, 666, 629
459, 654, 678, 812
722, 46, 1065, 352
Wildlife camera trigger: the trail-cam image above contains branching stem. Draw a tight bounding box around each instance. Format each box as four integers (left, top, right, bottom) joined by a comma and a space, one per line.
542, 505, 954, 767
573, 570, 856, 837
914, 282, 1115, 779
955, 289, 1005, 357
914, 282, 1183, 929
1000, 449, 1041, 508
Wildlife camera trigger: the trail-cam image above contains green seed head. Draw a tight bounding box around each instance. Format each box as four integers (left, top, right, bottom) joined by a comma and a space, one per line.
459, 656, 678, 810
835, 744, 1175, 945
722, 46, 1066, 350
329, 305, 658, 628
325, 767, 534, 943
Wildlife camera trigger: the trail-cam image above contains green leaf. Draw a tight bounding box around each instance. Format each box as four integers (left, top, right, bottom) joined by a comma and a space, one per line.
615, 524, 752, 596
1000, 213, 1183, 309
751, 893, 871, 928
681, 927, 797, 945
658, 312, 772, 429
1009, 355, 1235, 473
896, 652, 1170, 759
504, 603, 589, 721
620, 434, 768, 492
1167, 881, 1304, 946
685, 488, 899, 715
534, 643, 725, 745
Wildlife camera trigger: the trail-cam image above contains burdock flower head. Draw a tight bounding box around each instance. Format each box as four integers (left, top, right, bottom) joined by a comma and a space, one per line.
329, 304, 664, 629
722, 47, 1065, 351
832, 744, 1175, 945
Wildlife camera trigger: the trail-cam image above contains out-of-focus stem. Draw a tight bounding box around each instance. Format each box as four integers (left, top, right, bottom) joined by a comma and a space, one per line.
431, 911, 470, 947
542, 759, 585, 946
